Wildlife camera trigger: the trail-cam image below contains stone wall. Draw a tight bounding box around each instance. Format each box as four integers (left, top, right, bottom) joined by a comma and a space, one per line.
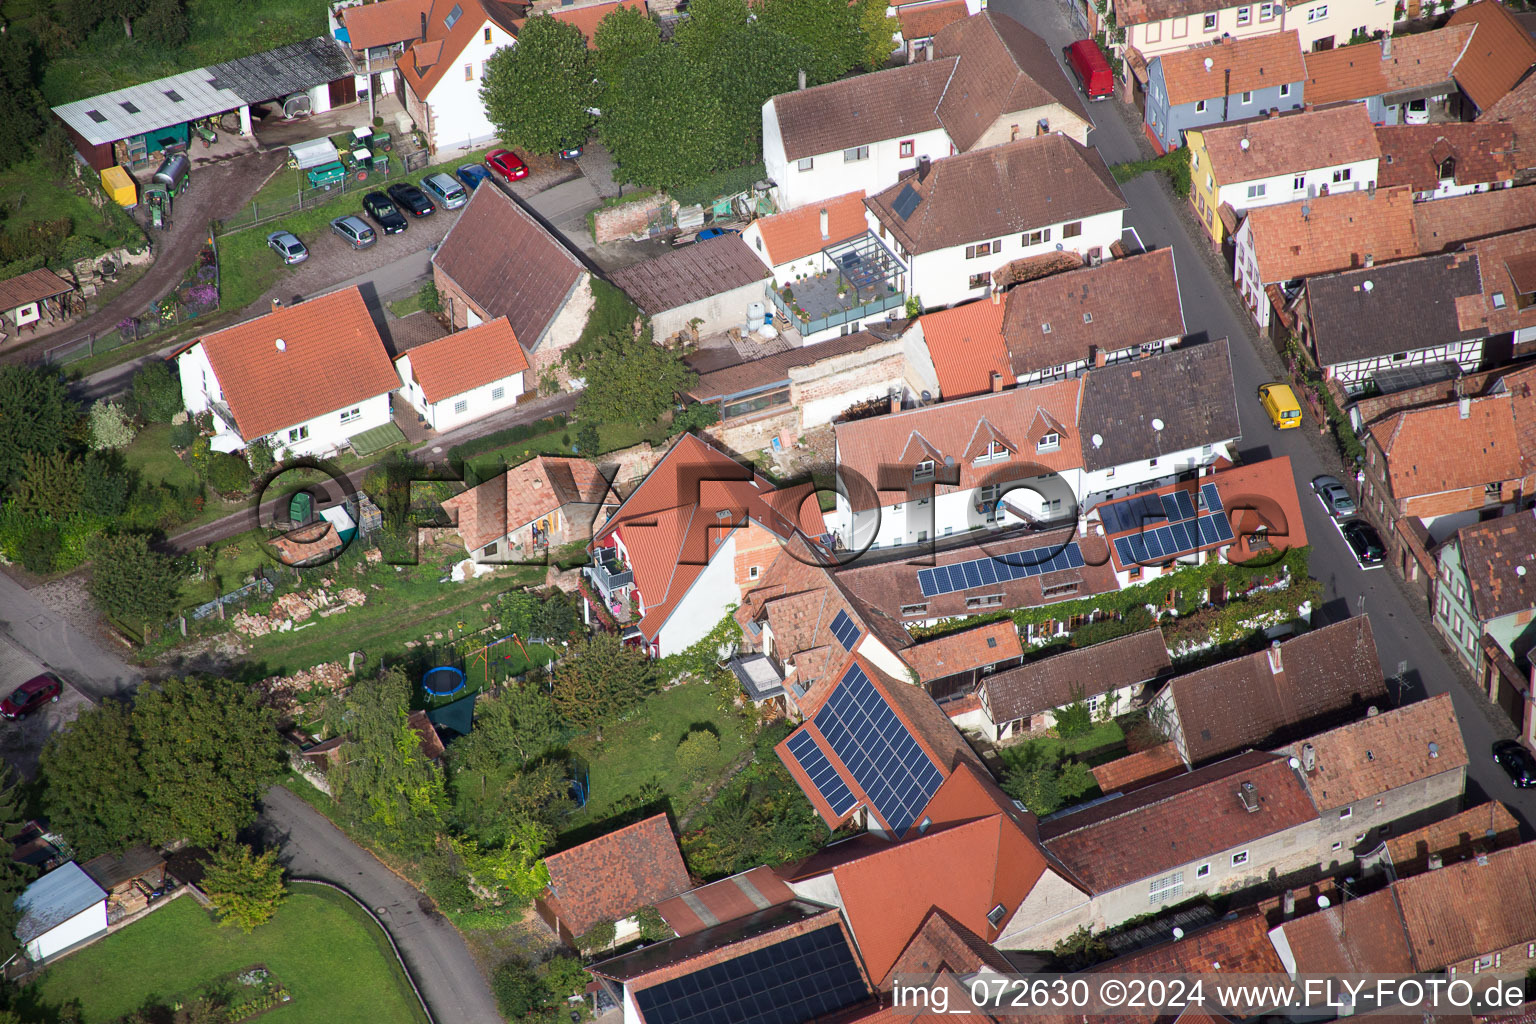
593, 193, 677, 244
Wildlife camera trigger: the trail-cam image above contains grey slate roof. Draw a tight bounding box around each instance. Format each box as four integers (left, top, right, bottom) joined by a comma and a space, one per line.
1079, 338, 1241, 472
15, 862, 106, 945
1304, 252, 1485, 368
206, 37, 355, 103
610, 236, 769, 316
432, 183, 587, 350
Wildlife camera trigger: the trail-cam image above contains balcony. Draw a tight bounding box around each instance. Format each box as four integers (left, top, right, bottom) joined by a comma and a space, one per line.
769, 232, 906, 336
586, 554, 634, 598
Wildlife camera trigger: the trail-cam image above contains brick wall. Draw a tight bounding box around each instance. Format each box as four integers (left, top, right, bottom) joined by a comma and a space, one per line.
433, 264, 485, 331
733, 521, 786, 588
594, 193, 677, 244
706, 408, 798, 455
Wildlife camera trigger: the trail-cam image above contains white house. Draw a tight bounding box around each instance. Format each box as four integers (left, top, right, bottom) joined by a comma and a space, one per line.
1292, 252, 1486, 395
175, 288, 400, 460
864, 134, 1126, 309
743, 190, 871, 286
15, 862, 108, 963
762, 11, 1092, 212
395, 314, 528, 431
1186, 103, 1381, 244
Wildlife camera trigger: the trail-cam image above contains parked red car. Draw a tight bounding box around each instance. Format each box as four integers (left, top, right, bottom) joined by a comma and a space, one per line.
1065, 39, 1114, 101
486, 149, 529, 182
1, 673, 62, 719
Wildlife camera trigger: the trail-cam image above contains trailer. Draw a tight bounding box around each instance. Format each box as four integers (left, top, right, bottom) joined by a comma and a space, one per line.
288, 138, 347, 190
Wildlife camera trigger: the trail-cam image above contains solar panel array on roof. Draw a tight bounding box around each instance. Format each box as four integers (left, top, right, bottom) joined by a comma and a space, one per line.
916, 543, 1086, 598
785, 730, 857, 817
1100, 488, 1198, 535
813, 663, 943, 837
892, 184, 922, 221
1111, 482, 1233, 567
829, 609, 861, 652
632, 922, 869, 1024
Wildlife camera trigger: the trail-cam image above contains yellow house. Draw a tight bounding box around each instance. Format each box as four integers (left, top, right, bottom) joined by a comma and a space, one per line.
1185, 129, 1224, 243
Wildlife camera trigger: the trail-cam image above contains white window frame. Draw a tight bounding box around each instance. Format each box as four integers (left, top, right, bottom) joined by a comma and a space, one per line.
1241, 90, 1253, 104
1037, 432, 1060, 453
797, 157, 814, 172
975, 440, 1010, 464
1149, 871, 1184, 904
1333, 166, 1352, 183
339, 407, 362, 424
491, 386, 505, 401
1231, 850, 1249, 866
843, 145, 870, 163
1237, 5, 1250, 22
288, 425, 309, 443
1195, 863, 1210, 878
1195, 100, 1206, 113
1308, 4, 1328, 20
454, 399, 469, 414
1203, 12, 1217, 29
1246, 183, 1266, 199
914, 459, 935, 480
1279, 83, 1292, 97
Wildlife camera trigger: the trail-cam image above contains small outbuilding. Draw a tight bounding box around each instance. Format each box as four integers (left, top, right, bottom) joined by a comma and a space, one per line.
14, 862, 108, 963
0, 269, 76, 340
82, 844, 168, 923
610, 235, 770, 345
394, 315, 529, 431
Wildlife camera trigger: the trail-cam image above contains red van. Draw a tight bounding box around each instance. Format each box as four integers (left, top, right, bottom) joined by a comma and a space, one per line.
1065, 40, 1114, 101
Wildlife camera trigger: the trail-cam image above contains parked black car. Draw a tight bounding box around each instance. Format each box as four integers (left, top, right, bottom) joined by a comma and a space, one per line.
362, 191, 408, 234
1494, 740, 1536, 788
386, 181, 435, 217
1341, 519, 1385, 568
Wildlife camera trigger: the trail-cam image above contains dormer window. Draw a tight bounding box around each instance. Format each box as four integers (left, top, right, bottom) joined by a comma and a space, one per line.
975, 440, 1010, 464
1037, 432, 1060, 453
914, 459, 935, 480
1437, 156, 1456, 180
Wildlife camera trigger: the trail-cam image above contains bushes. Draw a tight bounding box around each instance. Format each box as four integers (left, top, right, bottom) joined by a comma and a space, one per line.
447, 414, 567, 463
204, 451, 252, 496
575, 920, 617, 954
129, 361, 183, 423
87, 400, 136, 450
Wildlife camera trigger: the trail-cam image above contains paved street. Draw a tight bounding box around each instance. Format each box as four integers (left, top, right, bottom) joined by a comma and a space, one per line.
996, 0, 1536, 830
256, 784, 502, 1024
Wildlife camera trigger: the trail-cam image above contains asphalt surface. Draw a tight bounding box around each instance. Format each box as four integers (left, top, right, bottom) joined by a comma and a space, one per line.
256, 784, 502, 1024
994, 0, 1536, 829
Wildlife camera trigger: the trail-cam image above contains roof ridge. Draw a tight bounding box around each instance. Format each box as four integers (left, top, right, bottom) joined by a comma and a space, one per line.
1046, 752, 1286, 837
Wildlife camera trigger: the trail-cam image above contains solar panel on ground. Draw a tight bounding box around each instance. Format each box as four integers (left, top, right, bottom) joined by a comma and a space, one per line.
915, 542, 1086, 597
829, 609, 861, 652
813, 663, 943, 837
632, 922, 869, 1024
786, 730, 857, 816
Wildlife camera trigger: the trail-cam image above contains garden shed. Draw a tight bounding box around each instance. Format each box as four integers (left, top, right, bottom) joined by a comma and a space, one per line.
82, 845, 168, 923
610, 236, 770, 344
0, 269, 76, 340
14, 862, 108, 963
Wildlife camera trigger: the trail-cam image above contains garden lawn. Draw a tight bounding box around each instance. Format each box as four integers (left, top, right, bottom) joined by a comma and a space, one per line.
177, 530, 272, 608
461, 420, 660, 479
241, 562, 543, 678
1025, 719, 1127, 766
216, 145, 497, 312
122, 422, 200, 491
33, 884, 427, 1024
560, 682, 751, 839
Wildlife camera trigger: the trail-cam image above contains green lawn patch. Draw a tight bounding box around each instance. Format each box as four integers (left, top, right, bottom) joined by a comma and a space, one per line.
0, 155, 143, 264
122, 422, 200, 491
560, 682, 752, 838
178, 530, 272, 608
388, 292, 426, 318
33, 884, 427, 1024
1020, 719, 1127, 767
462, 420, 658, 479
241, 562, 542, 678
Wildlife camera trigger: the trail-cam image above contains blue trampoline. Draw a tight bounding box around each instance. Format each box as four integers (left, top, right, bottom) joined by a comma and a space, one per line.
422, 665, 466, 697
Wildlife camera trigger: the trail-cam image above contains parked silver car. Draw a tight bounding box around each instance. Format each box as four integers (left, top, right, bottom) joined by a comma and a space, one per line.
420, 172, 468, 210
266, 230, 308, 264
330, 214, 377, 250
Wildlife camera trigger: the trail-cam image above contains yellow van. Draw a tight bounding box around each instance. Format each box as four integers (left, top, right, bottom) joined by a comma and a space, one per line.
1259, 383, 1303, 429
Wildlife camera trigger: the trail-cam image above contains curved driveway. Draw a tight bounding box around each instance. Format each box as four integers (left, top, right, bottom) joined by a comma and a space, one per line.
258, 784, 502, 1024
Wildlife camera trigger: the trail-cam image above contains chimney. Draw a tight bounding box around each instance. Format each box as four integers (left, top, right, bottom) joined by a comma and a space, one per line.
798, 68, 807, 90
420, 10, 427, 39
1460, 395, 1471, 419
890, 392, 901, 414
1268, 108, 1280, 119
990, 371, 1004, 393
819, 207, 829, 241
917, 156, 932, 182
1282, 890, 1296, 918
1266, 640, 1283, 675
1237, 781, 1260, 813
271, 298, 282, 313
1428, 852, 1443, 870
1301, 742, 1316, 772
1364, 253, 1374, 268
990, 287, 1001, 306
1093, 347, 1108, 368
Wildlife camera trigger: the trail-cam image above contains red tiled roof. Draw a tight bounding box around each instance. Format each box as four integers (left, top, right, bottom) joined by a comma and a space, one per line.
1394, 840, 1536, 970
442, 455, 612, 550
1206, 454, 1309, 564
593, 433, 802, 642
1201, 104, 1380, 186
1460, 225, 1536, 336
1449, 0, 1536, 112
1162, 616, 1386, 764
541, 813, 691, 936
399, 315, 528, 404
1302, 25, 1473, 106
1452, 508, 1536, 621
1375, 123, 1517, 193
772, 59, 953, 162
1242, 186, 1419, 284
398, 0, 525, 96
1090, 742, 1188, 794
549, 0, 644, 46
192, 287, 397, 441
899, 0, 969, 41
1157, 32, 1305, 106
1040, 751, 1320, 893
834, 376, 1085, 511
1274, 693, 1468, 809
1383, 801, 1522, 875
1368, 392, 1528, 501
981, 629, 1170, 725
888, 907, 1016, 980
1415, 185, 1536, 253
1274, 887, 1415, 973
917, 296, 1009, 399
341, 0, 430, 50
653, 866, 795, 937
900, 620, 1022, 683
749, 191, 868, 267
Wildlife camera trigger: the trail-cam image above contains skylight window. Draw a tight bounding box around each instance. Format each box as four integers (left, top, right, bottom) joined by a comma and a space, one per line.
86, 110, 107, 123
120, 101, 140, 113
165, 89, 184, 102
444, 3, 463, 28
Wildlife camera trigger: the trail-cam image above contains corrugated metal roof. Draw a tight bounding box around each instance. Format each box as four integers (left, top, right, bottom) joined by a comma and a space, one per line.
53, 69, 246, 146
51, 36, 352, 146
16, 862, 107, 944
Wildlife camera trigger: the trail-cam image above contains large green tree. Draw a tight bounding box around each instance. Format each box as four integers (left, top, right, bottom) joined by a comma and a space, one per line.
598, 46, 730, 190
550, 632, 656, 728
88, 533, 184, 631
593, 4, 660, 109
40, 701, 150, 857
756, 0, 862, 83
481, 15, 596, 155
129, 361, 184, 424
571, 331, 698, 427
202, 843, 287, 933
0, 365, 77, 495
133, 677, 285, 845
0, 36, 45, 174
854, 0, 900, 70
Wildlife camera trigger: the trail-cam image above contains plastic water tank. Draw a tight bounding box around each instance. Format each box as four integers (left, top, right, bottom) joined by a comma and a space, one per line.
747, 302, 766, 331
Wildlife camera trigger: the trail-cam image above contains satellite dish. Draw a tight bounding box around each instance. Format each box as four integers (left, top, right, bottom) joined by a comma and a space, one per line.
1288, 756, 1300, 769
1317, 895, 1331, 909
1151, 418, 1165, 431
1172, 927, 1185, 940
1240, 138, 1250, 150
1091, 433, 1103, 448
1204, 57, 1214, 71
1363, 280, 1374, 293
944, 455, 955, 466
275, 338, 287, 352
1518, 565, 1527, 576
